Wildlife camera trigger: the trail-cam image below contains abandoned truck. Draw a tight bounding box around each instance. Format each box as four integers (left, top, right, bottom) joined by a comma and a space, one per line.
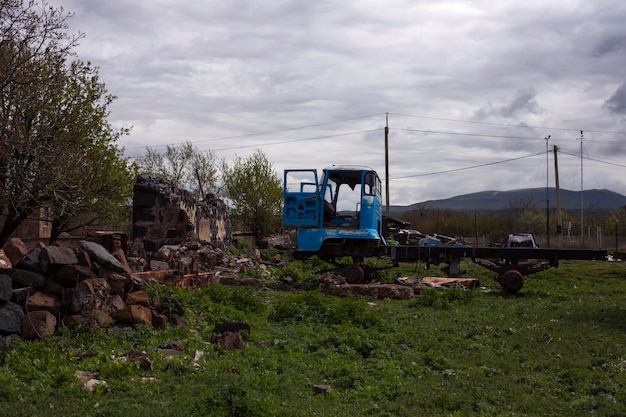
283, 165, 607, 293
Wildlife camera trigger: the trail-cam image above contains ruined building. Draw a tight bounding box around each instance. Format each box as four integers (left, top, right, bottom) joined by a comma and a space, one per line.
132, 175, 232, 253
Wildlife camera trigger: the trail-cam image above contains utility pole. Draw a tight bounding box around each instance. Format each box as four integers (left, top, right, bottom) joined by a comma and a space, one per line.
580, 131, 584, 246
385, 113, 390, 218
553, 145, 562, 243
546, 135, 550, 247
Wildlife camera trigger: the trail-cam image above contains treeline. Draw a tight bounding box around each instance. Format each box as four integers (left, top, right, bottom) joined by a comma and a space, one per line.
396, 203, 626, 248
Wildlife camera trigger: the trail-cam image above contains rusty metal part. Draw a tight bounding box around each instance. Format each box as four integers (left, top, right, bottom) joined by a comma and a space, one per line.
342, 264, 366, 284
498, 269, 525, 293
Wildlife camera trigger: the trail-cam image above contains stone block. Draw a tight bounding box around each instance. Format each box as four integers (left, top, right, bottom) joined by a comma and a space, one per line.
52, 264, 97, 288
133, 192, 155, 208
26, 291, 62, 315
105, 272, 130, 295
127, 290, 150, 307
62, 288, 86, 315
115, 305, 152, 326
0, 249, 11, 271
22, 310, 57, 340
79, 240, 125, 273
11, 269, 46, 289
112, 249, 132, 276
151, 311, 168, 329
16, 246, 44, 274
92, 310, 114, 328
63, 314, 85, 330
2, 238, 28, 265
0, 301, 24, 336
0, 274, 12, 302
39, 245, 79, 274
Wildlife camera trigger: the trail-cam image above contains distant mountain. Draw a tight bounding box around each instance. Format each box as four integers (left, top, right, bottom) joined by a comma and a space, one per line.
388, 188, 626, 215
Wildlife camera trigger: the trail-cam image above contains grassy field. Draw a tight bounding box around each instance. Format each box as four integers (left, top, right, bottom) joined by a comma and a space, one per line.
1, 257, 626, 416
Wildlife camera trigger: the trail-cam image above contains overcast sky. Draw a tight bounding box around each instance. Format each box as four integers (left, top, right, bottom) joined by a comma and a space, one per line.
48, 0, 626, 206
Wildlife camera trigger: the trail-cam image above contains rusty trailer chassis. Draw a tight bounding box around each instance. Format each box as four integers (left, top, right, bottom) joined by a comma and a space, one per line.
389, 246, 607, 293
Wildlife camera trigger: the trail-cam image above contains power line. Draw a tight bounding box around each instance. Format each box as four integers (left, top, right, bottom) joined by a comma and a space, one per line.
394, 127, 539, 141
122, 111, 626, 158
209, 129, 380, 152
389, 112, 626, 136
389, 151, 546, 179
124, 113, 386, 151
559, 150, 626, 168
394, 127, 625, 143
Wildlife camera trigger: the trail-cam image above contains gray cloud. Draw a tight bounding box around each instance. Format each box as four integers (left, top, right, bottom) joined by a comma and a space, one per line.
593, 35, 626, 57
44, 0, 626, 204
603, 83, 626, 115
473, 88, 543, 120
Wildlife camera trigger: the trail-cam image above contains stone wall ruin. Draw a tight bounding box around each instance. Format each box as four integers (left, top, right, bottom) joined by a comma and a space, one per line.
132, 175, 231, 253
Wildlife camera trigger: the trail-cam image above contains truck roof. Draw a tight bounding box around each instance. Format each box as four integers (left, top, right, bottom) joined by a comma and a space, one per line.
323, 165, 376, 172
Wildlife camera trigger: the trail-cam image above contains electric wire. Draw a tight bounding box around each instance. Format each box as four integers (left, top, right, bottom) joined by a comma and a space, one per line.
389, 151, 547, 179
123, 113, 386, 151
388, 111, 626, 137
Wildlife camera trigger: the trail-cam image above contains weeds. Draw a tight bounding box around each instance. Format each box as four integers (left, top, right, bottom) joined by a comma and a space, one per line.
1, 260, 626, 416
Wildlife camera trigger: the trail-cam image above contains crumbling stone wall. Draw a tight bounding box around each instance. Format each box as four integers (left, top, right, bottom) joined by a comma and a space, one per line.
132, 175, 231, 253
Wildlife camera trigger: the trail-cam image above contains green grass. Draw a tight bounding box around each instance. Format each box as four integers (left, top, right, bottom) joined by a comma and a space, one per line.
1, 259, 626, 416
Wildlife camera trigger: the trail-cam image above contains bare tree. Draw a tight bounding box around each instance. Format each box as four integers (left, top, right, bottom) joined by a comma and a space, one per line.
139, 141, 220, 200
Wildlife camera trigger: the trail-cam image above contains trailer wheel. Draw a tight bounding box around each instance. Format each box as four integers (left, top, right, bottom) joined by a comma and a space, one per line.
342, 264, 366, 284
500, 270, 524, 293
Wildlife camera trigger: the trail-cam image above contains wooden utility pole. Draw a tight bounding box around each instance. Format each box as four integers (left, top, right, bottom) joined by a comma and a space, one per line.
553, 145, 562, 241
385, 113, 390, 218
546, 135, 550, 247
580, 131, 584, 246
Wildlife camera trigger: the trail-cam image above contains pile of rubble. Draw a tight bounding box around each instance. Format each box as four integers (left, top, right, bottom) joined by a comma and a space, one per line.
0, 237, 192, 343
0, 236, 283, 345
318, 273, 480, 299
0, 233, 480, 346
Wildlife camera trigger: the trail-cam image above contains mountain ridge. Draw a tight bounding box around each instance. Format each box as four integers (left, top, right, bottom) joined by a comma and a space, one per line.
389, 187, 626, 214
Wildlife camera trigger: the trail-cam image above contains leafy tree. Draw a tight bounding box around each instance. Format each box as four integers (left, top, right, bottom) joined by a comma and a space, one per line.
139, 141, 220, 200
0, 0, 134, 245
518, 206, 545, 236
222, 150, 283, 238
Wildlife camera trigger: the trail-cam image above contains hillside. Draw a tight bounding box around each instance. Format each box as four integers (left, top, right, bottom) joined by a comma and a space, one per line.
389, 187, 626, 214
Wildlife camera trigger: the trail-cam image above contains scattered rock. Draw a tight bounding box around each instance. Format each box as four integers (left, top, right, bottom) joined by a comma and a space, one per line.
313, 384, 333, 395
10, 269, 46, 289
115, 305, 152, 326
0, 249, 12, 271
210, 331, 245, 350
52, 264, 96, 287
126, 350, 153, 371
151, 311, 168, 329
0, 302, 24, 336
75, 370, 107, 391
318, 273, 414, 300
2, 238, 28, 266
79, 240, 125, 273
16, 245, 45, 274
22, 310, 57, 340
39, 245, 79, 274
0, 274, 12, 302
213, 321, 250, 334
157, 340, 185, 356
127, 290, 150, 307
25, 291, 62, 316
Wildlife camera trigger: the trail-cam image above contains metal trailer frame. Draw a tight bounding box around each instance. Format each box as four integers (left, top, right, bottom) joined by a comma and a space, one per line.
389, 245, 607, 293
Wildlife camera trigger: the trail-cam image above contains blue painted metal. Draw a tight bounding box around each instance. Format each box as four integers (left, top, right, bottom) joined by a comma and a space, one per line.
283, 169, 320, 228
283, 166, 386, 256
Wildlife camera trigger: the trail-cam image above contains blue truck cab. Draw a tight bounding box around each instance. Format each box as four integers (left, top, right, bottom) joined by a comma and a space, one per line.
283, 165, 386, 259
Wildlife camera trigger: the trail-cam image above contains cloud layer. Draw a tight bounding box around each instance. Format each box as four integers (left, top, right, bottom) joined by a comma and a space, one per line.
49, 0, 626, 205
